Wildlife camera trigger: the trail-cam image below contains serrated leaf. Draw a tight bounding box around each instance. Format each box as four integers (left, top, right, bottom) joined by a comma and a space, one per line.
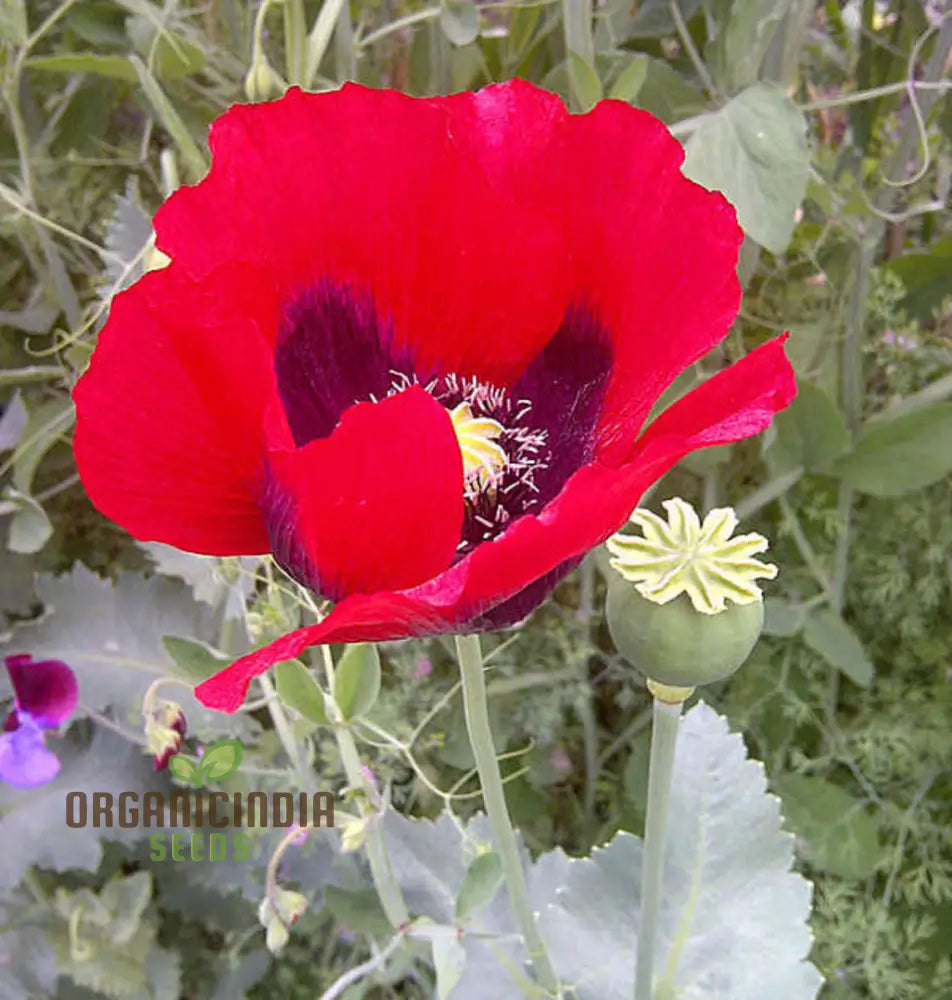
455, 851, 503, 920
803, 608, 874, 687
162, 635, 230, 682
774, 775, 884, 879
683, 83, 808, 253
197, 738, 243, 782
99, 872, 153, 946
834, 403, 952, 496
167, 755, 196, 782
0, 567, 253, 742
333, 643, 381, 721
537, 703, 821, 999
0, 924, 57, 1000
142, 543, 258, 620
440, 1, 479, 45
0, 729, 171, 889
275, 660, 329, 725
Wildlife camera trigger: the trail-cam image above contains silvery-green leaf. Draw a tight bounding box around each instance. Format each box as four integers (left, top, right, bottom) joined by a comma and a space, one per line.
0, 391, 27, 452
0, 729, 170, 889
433, 931, 467, 999
537, 703, 821, 999
140, 541, 259, 621
0, 567, 256, 742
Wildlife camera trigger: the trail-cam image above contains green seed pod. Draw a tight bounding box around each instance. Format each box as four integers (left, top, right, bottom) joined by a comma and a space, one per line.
606, 578, 764, 687
604, 497, 776, 688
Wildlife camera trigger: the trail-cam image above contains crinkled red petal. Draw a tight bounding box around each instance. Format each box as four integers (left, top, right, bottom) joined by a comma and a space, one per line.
196, 338, 795, 711
155, 82, 739, 416
155, 85, 568, 386
73, 263, 277, 554
265, 385, 464, 599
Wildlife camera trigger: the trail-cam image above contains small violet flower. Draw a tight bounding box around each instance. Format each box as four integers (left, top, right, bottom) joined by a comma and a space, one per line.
0, 654, 78, 788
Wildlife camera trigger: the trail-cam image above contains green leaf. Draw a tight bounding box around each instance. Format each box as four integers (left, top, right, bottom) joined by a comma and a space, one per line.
197, 738, 243, 783
568, 52, 603, 111
381, 704, 821, 999
455, 851, 504, 920
763, 598, 805, 637
682, 83, 809, 253
142, 542, 258, 620
0, 392, 27, 451
0, 365, 63, 386
333, 642, 381, 721
625, 0, 702, 37
167, 754, 197, 783
768, 381, 849, 473
323, 885, 391, 939
0, 729, 171, 889
433, 933, 467, 999
11, 395, 74, 493
0, 0, 27, 44
707, 0, 793, 92
129, 55, 207, 182
0, 568, 257, 742
126, 15, 206, 80
440, 1, 479, 46
608, 55, 649, 103
275, 660, 330, 725
3, 489, 52, 554
803, 609, 874, 687
25, 53, 138, 81
834, 403, 952, 497
634, 56, 705, 122
162, 635, 230, 682
536, 704, 822, 999
774, 775, 885, 879
885, 236, 952, 323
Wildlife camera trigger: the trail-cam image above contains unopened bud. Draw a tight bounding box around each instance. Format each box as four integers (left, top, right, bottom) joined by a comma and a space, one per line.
243, 53, 284, 103
258, 888, 308, 954
146, 700, 187, 772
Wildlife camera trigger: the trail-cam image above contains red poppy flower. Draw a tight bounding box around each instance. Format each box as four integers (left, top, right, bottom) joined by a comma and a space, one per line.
73, 81, 795, 713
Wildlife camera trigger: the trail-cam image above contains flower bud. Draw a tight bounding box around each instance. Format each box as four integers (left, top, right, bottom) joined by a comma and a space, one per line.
258, 888, 308, 955
243, 54, 284, 103
146, 699, 187, 772
605, 498, 776, 688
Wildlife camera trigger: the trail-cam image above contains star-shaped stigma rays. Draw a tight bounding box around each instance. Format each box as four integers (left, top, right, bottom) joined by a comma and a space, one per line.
606, 497, 778, 616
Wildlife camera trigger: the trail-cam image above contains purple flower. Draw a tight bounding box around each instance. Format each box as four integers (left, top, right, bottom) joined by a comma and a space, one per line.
0, 654, 78, 788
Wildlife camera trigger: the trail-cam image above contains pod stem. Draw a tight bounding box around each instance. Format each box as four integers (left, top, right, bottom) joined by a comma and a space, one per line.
634, 689, 684, 1000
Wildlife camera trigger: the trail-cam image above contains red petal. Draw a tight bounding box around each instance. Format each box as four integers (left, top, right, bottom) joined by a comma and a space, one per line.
73, 264, 277, 554
196, 339, 795, 712
437, 82, 743, 457
155, 85, 568, 385
266, 385, 464, 599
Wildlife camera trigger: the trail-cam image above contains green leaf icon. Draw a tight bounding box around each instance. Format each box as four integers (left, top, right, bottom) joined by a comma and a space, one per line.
168, 754, 197, 783
196, 738, 243, 785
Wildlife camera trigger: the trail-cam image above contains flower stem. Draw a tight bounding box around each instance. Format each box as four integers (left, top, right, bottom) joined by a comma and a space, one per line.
454, 634, 560, 997
634, 691, 683, 1000
319, 647, 410, 930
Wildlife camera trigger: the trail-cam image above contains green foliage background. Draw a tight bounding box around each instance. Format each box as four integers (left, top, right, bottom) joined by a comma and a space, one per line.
1, 0, 951, 998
